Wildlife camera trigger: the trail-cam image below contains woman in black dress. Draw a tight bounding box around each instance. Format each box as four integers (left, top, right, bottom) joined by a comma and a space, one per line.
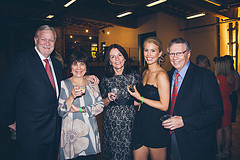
100, 44, 140, 160
127, 37, 170, 160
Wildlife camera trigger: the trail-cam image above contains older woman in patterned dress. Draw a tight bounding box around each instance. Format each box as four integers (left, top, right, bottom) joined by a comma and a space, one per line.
58, 51, 104, 160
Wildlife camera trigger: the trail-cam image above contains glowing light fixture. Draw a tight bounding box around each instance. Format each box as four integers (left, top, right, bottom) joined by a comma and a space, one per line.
186, 13, 206, 19
85, 29, 89, 33
64, 0, 76, 8
89, 37, 92, 40
117, 11, 132, 18
204, 0, 221, 6
107, 31, 110, 35
146, 0, 167, 7
69, 35, 73, 38
46, 15, 55, 19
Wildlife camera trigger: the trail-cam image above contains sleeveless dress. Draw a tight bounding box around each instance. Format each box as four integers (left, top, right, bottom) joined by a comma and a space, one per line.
133, 84, 170, 149
100, 73, 140, 160
216, 75, 235, 127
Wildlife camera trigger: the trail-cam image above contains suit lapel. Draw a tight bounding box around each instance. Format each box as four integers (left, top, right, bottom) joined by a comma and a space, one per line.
168, 67, 175, 112
51, 56, 62, 94
31, 49, 57, 94
174, 62, 195, 113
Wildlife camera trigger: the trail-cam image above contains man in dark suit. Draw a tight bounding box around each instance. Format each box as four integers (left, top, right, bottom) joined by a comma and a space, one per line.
162, 38, 223, 160
0, 25, 62, 160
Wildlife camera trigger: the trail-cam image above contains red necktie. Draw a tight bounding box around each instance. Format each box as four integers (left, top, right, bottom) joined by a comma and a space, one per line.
44, 59, 56, 93
170, 73, 180, 134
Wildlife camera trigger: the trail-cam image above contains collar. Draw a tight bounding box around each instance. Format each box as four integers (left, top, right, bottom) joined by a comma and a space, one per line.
34, 46, 51, 62
174, 61, 190, 79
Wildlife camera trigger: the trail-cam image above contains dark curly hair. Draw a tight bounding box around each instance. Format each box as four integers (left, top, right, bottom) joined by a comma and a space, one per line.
67, 51, 88, 75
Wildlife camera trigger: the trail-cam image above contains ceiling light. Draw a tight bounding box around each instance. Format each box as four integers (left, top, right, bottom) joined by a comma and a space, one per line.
64, 0, 76, 8
117, 11, 132, 18
89, 37, 92, 40
204, 0, 221, 6
46, 15, 55, 19
186, 13, 206, 19
146, 0, 167, 7
85, 29, 89, 33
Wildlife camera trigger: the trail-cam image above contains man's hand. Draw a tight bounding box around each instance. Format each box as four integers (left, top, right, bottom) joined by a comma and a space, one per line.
162, 116, 184, 130
8, 121, 16, 131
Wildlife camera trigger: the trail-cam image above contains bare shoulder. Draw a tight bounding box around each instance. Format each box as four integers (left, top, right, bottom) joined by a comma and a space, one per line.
156, 68, 169, 84
156, 68, 168, 78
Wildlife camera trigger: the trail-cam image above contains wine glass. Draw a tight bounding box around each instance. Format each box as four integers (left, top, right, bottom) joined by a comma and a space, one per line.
129, 79, 139, 93
110, 87, 119, 104
160, 114, 172, 122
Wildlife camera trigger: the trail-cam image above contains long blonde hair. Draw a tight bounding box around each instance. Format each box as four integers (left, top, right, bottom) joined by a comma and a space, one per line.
215, 56, 233, 85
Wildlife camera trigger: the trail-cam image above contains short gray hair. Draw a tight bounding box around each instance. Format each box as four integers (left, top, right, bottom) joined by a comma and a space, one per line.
34, 25, 57, 41
167, 38, 191, 53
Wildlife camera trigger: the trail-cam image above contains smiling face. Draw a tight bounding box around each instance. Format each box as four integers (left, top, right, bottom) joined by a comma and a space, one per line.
144, 42, 162, 65
109, 48, 125, 72
71, 61, 86, 78
169, 43, 191, 72
34, 29, 55, 58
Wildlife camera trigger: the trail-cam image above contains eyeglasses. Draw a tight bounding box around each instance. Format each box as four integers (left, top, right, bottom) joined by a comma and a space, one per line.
168, 50, 187, 57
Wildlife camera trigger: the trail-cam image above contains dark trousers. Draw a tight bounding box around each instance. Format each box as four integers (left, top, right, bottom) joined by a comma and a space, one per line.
170, 133, 182, 160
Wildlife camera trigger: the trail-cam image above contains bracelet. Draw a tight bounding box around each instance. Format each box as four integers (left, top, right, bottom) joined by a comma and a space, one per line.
79, 107, 82, 112
141, 96, 143, 104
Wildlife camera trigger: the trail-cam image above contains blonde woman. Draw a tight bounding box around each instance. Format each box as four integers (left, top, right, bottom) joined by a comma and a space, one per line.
127, 37, 170, 160
215, 56, 236, 159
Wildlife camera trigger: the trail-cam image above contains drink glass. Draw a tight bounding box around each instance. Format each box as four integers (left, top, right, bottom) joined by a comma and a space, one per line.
110, 87, 119, 104
129, 79, 139, 93
79, 86, 86, 95
160, 114, 172, 122
129, 84, 135, 92
74, 86, 86, 97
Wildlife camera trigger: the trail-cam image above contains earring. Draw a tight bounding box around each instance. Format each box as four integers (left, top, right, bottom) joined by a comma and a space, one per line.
109, 62, 112, 65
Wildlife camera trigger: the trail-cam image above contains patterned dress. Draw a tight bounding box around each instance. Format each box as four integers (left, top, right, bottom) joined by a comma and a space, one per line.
58, 78, 104, 160
100, 73, 139, 160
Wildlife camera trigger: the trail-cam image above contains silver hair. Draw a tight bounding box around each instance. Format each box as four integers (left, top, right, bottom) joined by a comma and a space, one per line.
167, 38, 191, 53
34, 25, 57, 41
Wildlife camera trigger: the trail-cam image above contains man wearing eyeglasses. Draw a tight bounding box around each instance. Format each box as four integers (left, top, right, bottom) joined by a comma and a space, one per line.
162, 38, 223, 160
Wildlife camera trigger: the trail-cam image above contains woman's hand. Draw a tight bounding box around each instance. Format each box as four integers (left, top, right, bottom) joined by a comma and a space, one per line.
8, 121, 16, 131
71, 86, 84, 99
69, 105, 86, 113
108, 92, 117, 101
127, 85, 141, 101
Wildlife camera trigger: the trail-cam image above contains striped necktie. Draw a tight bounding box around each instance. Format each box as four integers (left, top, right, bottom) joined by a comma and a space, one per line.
44, 59, 56, 93
170, 73, 180, 134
